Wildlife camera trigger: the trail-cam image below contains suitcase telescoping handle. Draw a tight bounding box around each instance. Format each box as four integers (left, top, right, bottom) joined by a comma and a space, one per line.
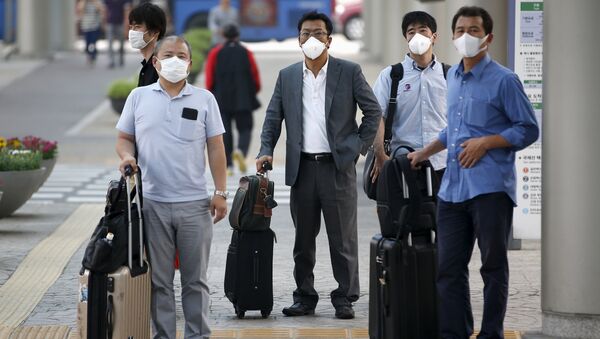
124, 165, 144, 270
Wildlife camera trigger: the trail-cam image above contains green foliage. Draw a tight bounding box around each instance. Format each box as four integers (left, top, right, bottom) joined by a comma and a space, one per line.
107, 77, 138, 99
0, 149, 42, 171
183, 28, 212, 75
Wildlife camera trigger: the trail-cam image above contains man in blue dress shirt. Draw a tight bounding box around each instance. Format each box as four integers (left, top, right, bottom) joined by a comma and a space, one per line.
408, 6, 539, 339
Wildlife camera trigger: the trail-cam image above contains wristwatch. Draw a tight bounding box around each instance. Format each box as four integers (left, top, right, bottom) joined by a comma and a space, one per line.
214, 190, 229, 200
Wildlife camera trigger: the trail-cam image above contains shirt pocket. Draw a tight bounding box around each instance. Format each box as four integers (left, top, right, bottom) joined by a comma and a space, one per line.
465, 98, 491, 127
177, 117, 201, 141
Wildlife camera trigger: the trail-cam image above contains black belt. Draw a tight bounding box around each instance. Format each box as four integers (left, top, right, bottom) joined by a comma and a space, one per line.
301, 152, 333, 162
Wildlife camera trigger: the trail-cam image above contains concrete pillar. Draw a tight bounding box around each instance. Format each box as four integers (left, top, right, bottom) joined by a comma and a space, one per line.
17, 0, 50, 57
540, 0, 600, 337
362, 0, 383, 62
49, 0, 76, 51
445, 0, 508, 66
380, 0, 406, 66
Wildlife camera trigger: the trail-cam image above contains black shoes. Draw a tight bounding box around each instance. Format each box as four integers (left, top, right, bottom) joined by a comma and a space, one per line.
334, 305, 355, 319
282, 302, 315, 316
282, 302, 355, 319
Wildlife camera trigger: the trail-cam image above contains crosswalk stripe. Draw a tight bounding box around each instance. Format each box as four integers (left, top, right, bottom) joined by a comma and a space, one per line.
31, 165, 292, 205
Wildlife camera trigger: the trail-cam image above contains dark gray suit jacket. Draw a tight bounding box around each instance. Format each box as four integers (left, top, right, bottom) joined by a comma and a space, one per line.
258, 56, 382, 186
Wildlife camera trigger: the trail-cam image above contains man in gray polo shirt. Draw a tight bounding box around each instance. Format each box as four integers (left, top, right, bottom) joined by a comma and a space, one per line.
116, 36, 227, 339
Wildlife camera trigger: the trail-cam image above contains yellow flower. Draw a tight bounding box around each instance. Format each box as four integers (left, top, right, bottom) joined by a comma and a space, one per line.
9, 138, 21, 148
0, 137, 6, 148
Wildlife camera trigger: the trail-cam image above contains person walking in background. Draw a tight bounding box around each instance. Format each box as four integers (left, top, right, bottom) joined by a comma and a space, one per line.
407, 6, 539, 339
128, 2, 166, 86
77, 0, 105, 66
116, 36, 228, 339
256, 11, 381, 319
205, 24, 261, 175
371, 11, 448, 182
208, 0, 239, 46
104, 0, 132, 68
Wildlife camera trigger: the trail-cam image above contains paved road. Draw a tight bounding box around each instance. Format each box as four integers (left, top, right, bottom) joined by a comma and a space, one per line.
0, 38, 542, 336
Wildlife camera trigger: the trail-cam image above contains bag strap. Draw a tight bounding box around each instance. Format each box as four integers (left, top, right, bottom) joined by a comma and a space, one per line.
383, 63, 404, 155
442, 62, 451, 79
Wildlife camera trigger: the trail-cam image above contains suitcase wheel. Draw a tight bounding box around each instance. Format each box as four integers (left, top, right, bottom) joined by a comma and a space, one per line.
235, 306, 245, 319
261, 309, 271, 318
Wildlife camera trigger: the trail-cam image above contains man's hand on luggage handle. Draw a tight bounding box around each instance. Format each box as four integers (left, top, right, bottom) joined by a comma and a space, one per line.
119, 155, 138, 177
256, 155, 273, 173
210, 196, 227, 223
407, 151, 426, 169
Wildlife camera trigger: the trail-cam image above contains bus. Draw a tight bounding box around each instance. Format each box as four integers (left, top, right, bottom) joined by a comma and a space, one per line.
173, 0, 333, 41
0, 0, 16, 42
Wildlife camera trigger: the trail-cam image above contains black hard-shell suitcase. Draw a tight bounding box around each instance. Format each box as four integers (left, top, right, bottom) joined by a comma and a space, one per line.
368, 233, 439, 339
224, 229, 275, 318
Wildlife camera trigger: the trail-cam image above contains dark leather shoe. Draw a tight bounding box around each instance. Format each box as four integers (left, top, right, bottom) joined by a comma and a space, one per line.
282, 302, 315, 316
335, 305, 355, 319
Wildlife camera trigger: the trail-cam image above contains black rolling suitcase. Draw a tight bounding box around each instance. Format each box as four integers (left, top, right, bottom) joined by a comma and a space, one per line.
224, 229, 275, 318
369, 152, 439, 339
368, 232, 438, 339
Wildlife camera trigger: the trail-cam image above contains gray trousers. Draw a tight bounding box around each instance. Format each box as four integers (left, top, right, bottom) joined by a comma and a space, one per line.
290, 158, 360, 308
144, 198, 213, 339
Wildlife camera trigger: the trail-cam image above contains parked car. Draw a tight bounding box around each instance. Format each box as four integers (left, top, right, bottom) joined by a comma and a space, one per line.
332, 0, 363, 41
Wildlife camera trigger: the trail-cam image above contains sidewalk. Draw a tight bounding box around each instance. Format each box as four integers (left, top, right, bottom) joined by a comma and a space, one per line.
0, 42, 542, 338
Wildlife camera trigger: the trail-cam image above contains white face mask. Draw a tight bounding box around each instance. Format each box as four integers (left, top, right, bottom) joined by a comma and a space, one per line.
157, 56, 190, 83
129, 30, 152, 50
453, 33, 489, 58
408, 33, 433, 56
301, 37, 327, 60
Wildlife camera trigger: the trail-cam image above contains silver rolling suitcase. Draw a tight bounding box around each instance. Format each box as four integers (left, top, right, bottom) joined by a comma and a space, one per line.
78, 168, 151, 339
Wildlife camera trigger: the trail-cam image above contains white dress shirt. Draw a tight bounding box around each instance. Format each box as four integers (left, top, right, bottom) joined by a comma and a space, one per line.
301, 59, 331, 153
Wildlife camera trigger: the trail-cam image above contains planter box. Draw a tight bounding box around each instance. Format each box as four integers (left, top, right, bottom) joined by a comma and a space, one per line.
0, 168, 45, 218
110, 98, 127, 115
37, 157, 57, 190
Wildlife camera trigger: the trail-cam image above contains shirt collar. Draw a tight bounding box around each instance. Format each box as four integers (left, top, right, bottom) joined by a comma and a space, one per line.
455, 53, 491, 80
151, 81, 194, 97
406, 53, 438, 71
303, 57, 329, 78
141, 54, 155, 67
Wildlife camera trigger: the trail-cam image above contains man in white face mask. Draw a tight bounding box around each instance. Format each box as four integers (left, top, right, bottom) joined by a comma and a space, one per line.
128, 2, 166, 87
408, 6, 539, 339
371, 11, 450, 183
256, 10, 381, 320
116, 36, 228, 339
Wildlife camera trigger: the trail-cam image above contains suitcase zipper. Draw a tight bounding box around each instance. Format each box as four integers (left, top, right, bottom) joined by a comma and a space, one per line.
253, 250, 259, 290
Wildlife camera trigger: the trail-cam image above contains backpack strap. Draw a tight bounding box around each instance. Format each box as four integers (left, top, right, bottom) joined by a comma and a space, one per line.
441, 62, 451, 79
383, 63, 404, 155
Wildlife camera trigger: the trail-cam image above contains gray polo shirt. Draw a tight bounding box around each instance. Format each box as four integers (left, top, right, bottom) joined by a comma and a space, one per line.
116, 82, 225, 203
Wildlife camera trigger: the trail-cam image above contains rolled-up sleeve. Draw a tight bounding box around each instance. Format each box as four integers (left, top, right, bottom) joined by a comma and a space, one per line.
438, 127, 448, 147
498, 74, 540, 150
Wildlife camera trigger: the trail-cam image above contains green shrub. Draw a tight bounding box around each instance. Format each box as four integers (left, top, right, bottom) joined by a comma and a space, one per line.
183, 28, 212, 76
0, 149, 42, 171
107, 77, 138, 99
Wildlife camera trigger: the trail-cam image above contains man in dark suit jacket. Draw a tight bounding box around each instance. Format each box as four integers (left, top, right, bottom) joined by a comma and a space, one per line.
256, 11, 381, 319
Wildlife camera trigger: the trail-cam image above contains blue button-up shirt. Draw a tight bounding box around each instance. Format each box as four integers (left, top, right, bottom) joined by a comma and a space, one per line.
373, 54, 448, 169
438, 54, 539, 205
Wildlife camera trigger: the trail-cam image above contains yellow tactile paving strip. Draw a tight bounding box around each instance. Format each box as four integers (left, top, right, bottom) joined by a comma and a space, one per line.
0, 326, 523, 339
0, 204, 103, 330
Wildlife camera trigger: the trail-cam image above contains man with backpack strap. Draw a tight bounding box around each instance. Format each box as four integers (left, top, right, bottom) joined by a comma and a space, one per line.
371, 11, 449, 182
